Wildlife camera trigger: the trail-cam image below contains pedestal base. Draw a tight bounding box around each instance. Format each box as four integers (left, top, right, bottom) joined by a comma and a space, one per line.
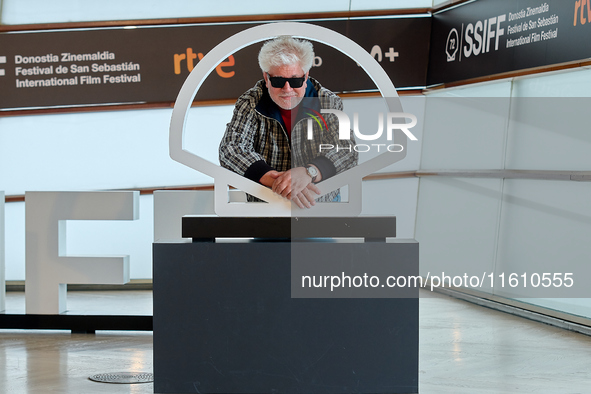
153, 239, 418, 394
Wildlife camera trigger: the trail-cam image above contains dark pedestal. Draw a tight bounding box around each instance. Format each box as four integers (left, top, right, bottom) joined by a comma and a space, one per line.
153, 217, 418, 394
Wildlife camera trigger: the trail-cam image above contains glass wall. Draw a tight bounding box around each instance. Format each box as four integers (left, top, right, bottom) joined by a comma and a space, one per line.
416, 68, 591, 321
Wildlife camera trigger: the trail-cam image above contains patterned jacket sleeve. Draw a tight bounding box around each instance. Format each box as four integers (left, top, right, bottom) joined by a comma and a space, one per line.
218, 95, 272, 179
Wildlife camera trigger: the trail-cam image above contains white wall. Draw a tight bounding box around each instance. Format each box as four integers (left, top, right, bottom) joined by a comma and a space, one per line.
0, 106, 229, 196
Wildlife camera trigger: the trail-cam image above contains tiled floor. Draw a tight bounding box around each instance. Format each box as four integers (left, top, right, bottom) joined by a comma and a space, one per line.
1, 290, 591, 393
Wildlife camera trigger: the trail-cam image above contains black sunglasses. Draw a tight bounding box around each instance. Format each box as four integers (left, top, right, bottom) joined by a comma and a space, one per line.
266, 73, 306, 88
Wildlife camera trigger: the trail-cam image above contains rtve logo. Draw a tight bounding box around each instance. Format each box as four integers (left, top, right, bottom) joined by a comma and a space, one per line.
574, 0, 591, 26
173, 48, 235, 78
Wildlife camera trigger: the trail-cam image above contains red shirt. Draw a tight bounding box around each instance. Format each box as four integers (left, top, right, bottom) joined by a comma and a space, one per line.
279, 106, 299, 138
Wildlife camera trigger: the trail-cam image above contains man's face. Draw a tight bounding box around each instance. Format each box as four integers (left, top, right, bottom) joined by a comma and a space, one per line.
264, 64, 308, 110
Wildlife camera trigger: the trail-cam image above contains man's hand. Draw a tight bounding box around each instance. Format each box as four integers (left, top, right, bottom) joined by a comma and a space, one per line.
272, 167, 310, 198
292, 183, 322, 209
259, 170, 283, 188
261, 167, 323, 208
271, 167, 322, 209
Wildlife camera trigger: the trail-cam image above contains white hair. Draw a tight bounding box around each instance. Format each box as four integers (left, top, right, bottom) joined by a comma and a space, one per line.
258, 36, 315, 73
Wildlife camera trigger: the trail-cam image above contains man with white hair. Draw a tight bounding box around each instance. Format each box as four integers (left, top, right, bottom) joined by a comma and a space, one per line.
219, 35, 357, 208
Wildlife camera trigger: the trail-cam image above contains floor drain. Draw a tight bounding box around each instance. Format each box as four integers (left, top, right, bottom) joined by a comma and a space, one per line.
89, 372, 154, 384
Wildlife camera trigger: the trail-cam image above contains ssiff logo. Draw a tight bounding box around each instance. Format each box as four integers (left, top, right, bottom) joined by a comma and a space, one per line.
444, 15, 507, 62
446, 28, 459, 61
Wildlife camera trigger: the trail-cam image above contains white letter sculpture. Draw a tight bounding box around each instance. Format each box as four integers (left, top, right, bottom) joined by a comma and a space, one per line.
0, 191, 4, 312
153, 190, 214, 241
25, 191, 139, 314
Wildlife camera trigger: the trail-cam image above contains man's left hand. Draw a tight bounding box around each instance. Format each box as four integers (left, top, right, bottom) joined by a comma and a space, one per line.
271, 167, 321, 208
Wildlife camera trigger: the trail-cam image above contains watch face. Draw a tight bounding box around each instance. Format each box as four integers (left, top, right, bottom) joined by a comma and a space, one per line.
307, 166, 318, 177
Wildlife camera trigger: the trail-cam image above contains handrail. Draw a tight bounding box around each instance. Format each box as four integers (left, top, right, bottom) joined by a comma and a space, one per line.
5, 169, 591, 203
414, 170, 591, 182
366, 169, 591, 182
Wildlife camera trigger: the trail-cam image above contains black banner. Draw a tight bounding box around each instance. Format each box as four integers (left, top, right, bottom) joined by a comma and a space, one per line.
428, 0, 591, 85
0, 17, 431, 111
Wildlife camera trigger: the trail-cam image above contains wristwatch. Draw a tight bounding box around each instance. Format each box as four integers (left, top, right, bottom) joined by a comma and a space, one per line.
305, 165, 319, 183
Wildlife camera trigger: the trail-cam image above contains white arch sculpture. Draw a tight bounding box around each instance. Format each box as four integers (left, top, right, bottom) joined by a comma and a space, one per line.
170, 22, 408, 217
